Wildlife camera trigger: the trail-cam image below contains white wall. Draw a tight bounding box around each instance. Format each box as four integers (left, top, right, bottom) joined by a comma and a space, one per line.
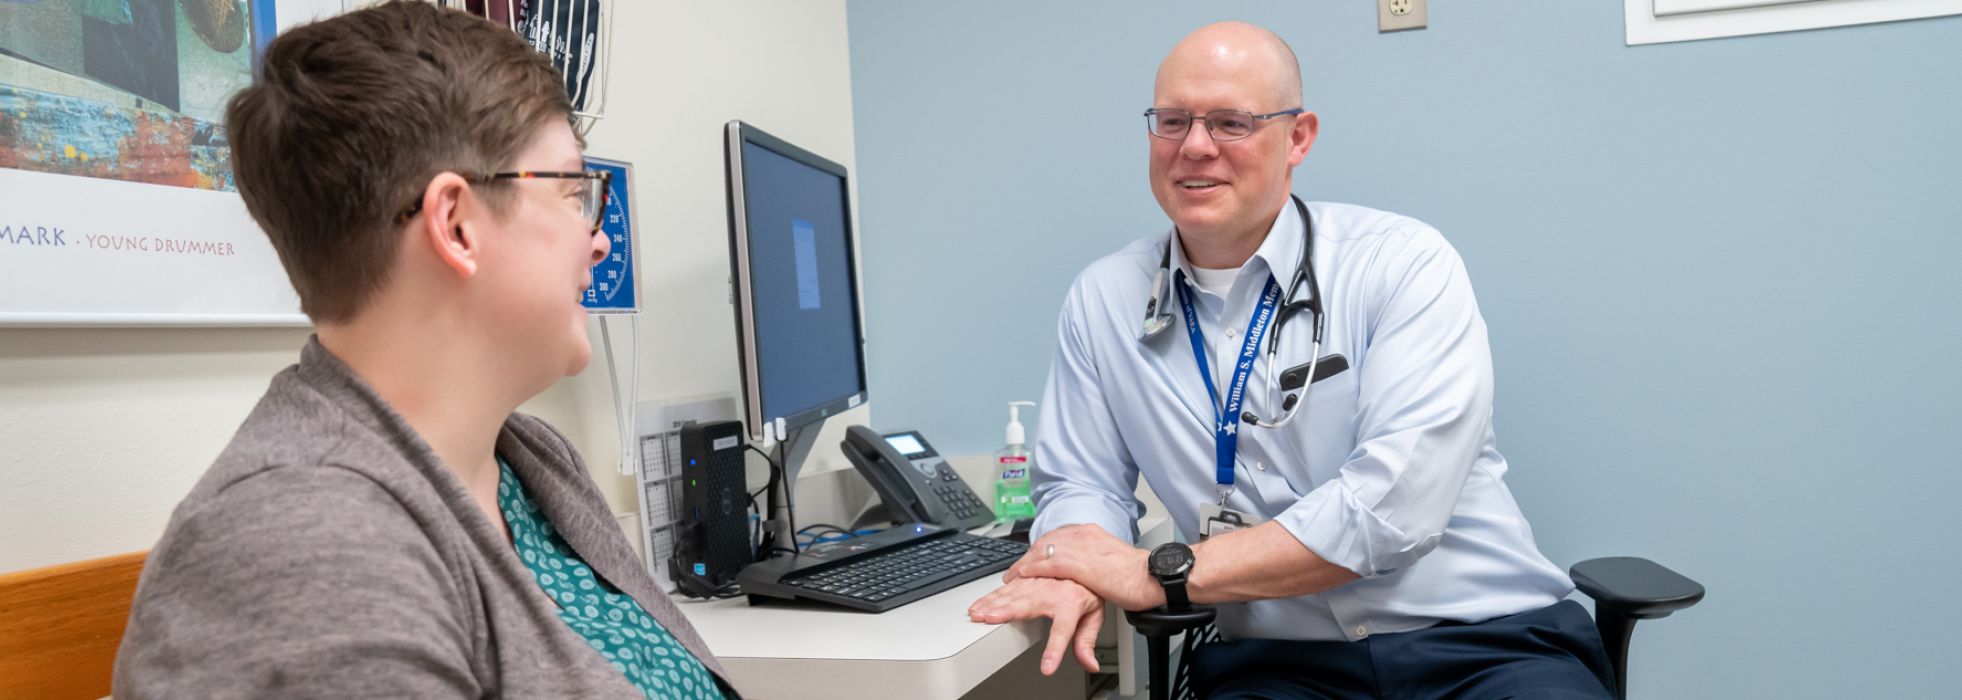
0, 0, 864, 574
577, 0, 870, 514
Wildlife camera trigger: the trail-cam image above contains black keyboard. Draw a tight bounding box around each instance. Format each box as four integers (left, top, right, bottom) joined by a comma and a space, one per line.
736, 523, 1028, 612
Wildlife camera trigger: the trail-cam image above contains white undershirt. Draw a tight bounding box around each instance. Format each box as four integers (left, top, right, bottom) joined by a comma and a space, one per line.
1188, 265, 1239, 297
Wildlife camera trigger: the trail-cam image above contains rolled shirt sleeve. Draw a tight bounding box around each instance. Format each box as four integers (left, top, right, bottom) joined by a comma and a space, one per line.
1030, 278, 1147, 545
1274, 228, 1493, 579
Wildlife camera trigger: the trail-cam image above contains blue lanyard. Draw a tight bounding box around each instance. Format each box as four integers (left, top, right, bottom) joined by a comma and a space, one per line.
1174, 272, 1282, 491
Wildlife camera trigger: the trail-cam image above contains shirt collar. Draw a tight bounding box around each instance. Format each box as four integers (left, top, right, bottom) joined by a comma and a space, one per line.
1168, 197, 1306, 294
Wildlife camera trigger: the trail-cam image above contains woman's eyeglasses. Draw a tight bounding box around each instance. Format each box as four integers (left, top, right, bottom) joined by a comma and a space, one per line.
395, 170, 612, 233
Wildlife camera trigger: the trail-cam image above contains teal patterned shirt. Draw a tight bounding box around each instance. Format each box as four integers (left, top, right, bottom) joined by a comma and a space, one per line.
498, 458, 726, 700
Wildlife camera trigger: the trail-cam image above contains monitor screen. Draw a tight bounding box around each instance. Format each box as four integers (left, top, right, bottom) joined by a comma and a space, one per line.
726, 122, 867, 439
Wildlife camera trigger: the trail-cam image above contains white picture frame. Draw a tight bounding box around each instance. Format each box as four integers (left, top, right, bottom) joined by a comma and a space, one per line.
0, 0, 345, 326
1627, 0, 1962, 45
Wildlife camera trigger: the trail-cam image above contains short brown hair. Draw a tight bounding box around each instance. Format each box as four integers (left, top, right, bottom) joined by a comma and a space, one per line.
226, 0, 577, 323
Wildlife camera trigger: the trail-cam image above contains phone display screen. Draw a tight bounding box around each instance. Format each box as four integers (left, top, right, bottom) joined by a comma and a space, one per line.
884, 433, 927, 456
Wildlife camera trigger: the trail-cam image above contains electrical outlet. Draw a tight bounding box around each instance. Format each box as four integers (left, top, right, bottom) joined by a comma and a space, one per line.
1379, 0, 1427, 33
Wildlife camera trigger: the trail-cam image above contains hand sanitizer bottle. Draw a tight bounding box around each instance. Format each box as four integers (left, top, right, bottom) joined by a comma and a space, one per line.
994, 401, 1039, 522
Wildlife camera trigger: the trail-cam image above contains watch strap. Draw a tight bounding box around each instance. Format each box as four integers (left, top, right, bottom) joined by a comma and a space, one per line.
1159, 573, 1190, 611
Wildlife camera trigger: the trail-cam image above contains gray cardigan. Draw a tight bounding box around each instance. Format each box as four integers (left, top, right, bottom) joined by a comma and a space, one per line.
114, 339, 736, 698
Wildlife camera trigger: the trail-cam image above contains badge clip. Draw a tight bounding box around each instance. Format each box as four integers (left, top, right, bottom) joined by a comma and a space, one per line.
1198, 502, 1258, 541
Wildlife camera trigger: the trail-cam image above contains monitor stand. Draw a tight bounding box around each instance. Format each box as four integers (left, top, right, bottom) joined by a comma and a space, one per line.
761, 419, 823, 558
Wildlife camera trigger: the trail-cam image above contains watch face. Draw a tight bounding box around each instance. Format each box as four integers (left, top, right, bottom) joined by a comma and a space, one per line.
1150, 543, 1193, 577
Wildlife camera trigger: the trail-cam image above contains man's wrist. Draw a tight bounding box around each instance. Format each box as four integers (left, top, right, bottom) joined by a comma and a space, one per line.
1183, 541, 1208, 603
1141, 569, 1168, 609
1129, 548, 1167, 609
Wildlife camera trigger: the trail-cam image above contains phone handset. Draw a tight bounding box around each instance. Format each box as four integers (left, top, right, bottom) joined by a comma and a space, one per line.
841, 426, 998, 531
841, 425, 935, 524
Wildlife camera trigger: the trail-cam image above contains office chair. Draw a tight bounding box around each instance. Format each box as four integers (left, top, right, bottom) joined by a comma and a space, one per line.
1125, 556, 1704, 700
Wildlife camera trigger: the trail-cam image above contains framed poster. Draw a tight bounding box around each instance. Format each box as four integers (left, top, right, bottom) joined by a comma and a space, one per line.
1628, 0, 1962, 44
0, 0, 343, 326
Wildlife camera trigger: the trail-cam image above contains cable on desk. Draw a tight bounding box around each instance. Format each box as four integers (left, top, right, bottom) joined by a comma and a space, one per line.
745, 442, 779, 468
746, 442, 795, 554
798, 523, 854, 537
795, 524, 853, 547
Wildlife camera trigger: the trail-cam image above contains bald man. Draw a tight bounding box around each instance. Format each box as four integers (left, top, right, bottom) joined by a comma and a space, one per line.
968, 22, 1615, 699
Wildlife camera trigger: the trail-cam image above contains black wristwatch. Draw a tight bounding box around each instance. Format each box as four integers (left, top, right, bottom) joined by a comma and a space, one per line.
1148, 542, 1195, 611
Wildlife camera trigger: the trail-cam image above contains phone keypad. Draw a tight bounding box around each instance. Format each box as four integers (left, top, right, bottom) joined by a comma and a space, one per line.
932, 467, 989, 522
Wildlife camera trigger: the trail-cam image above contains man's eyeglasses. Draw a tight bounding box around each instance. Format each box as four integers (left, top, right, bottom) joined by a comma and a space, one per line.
1143, 108, 1304, 142
395, 170, 612, 233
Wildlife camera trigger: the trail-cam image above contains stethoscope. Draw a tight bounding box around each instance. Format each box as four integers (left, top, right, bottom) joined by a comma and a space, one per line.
1139, 195, 1324, 430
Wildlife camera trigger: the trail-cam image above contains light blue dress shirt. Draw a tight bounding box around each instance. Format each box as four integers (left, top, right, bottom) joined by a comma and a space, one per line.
1031, 200, 1573, 643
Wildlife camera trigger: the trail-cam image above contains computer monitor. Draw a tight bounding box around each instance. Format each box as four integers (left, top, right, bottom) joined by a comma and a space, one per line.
723, 120, 868, 445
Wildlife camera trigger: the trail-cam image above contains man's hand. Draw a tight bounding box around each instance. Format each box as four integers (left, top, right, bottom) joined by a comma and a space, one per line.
1004, 524, 1164, 611
968, 577, 1105, 676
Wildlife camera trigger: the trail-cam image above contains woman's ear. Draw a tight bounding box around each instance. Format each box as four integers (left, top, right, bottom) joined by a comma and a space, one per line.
417, 172, 481, 279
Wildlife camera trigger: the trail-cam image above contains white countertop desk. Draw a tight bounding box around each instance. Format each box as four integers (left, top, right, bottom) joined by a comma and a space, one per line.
678, 514, 1173, 700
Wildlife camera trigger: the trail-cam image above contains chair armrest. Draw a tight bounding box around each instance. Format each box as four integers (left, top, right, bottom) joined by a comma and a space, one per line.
1125, 606, 1217, 639
1570, 556, 1705, 620
1126, 606, 1216, 700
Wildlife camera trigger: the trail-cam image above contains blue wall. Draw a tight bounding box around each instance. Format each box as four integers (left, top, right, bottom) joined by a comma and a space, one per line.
846, 3, 1961, 697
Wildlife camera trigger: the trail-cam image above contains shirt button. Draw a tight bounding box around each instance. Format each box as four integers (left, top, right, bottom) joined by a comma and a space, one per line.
1355, 625, 1367, 637
1225, 326, 1238, 338
1255, 460, 1266, 471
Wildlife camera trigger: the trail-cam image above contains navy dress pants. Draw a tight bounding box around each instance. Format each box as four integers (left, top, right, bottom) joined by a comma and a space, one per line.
1189, 600, 1616, 700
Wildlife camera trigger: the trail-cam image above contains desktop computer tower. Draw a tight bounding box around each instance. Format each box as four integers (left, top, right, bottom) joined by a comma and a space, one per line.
669, 420, 752, 598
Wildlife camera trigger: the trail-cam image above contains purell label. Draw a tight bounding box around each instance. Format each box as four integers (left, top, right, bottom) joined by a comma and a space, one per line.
999, 456, 1028, 464
1000, 468, 1027, 479
712, 436, 739, 451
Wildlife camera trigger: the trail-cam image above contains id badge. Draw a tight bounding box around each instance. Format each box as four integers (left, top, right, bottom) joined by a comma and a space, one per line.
1198, 502, 1261, 541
